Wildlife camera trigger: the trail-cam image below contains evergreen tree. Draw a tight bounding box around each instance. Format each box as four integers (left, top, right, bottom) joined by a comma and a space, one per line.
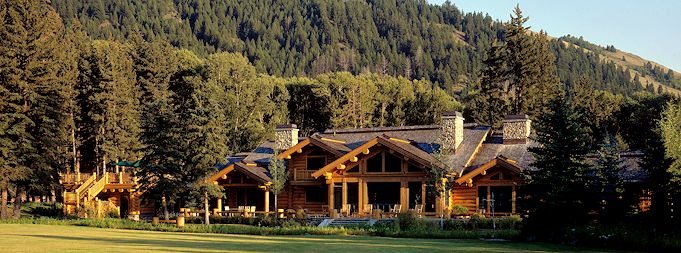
525, 91, 594, 237
468, 39, 510, 129
594, 135, 628, 222
505, 6, 559, 116
0, 0, 68, 218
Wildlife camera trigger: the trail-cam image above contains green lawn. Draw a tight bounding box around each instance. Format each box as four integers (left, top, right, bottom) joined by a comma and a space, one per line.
1, 224, 611, 252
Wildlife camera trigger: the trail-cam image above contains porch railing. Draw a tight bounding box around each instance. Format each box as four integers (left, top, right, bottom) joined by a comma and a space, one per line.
107, 172, 135, 184
59, 172, 94, 184
294, 170, 317, 181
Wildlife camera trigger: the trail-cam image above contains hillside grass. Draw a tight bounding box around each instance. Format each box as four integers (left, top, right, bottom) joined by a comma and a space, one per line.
0, 224, 614, 253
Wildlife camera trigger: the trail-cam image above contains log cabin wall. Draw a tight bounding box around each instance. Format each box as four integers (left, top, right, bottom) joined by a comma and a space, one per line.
451, 165, 521, 216
284, 145, 339, 212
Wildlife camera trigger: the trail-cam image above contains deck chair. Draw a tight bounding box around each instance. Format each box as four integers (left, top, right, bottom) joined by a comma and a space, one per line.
389, 204, 402, 217
362, 204, 373, 217
413, 204, 424, 217
341, 204, 352, 217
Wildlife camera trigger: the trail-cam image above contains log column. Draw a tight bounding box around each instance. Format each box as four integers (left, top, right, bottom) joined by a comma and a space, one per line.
400, 180, 408, 212
327, 182, 334, 215
511, 185, 516, 214
342, 179, 348, 215
326, 172, 334, 216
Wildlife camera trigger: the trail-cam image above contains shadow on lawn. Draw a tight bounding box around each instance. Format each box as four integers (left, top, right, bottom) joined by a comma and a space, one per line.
11, 232, 460, 253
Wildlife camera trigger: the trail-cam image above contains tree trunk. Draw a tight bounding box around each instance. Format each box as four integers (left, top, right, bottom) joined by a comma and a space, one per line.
274, 194, 278, 221
71, 112, 79, 174
204, 191, 209, 225
14, 186, 25, 219
162, 194, 169, 220
1, 187, 8, 219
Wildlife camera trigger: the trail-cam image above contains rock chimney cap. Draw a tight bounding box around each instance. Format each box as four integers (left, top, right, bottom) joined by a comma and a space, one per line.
442, 111, 463, 118
276, 124, 298, 129
503, 114, 529, 121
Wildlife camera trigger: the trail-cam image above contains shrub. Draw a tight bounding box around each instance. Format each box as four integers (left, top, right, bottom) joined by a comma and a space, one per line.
443, 219, 465, 230
451, 204, 468, 216
397, 210, 418, 230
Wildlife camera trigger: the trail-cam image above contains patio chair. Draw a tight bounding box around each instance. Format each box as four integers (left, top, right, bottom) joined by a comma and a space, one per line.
361, 204, 373, 217
341, 204, 352, 217
413, 204, 424, 217
389, 204, 402, 217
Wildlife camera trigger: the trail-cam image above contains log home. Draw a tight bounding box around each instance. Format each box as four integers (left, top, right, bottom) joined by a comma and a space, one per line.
60, 112, 647, 218
210, 112, 538, 217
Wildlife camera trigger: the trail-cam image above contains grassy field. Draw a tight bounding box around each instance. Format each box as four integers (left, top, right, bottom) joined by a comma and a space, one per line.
1, 224, 613, 253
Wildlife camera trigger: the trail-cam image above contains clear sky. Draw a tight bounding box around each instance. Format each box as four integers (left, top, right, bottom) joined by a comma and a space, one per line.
428, 0, 681, 72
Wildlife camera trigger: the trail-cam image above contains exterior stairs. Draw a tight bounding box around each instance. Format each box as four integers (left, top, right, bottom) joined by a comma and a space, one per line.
320, 218, 376, 228
61, 172, 116, 215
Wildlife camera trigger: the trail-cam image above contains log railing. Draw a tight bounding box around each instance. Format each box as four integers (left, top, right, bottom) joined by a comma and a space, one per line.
294, 170, 317, 181
75, 173, 96, 202
60, 172, 94, 184
107, 172, 134, 184
88, 172, 108, 200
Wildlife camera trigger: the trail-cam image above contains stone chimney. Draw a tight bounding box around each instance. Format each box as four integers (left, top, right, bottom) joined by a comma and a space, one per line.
502, 115, 531, 144
274, 124, 299, 150
439, 111, 464, 152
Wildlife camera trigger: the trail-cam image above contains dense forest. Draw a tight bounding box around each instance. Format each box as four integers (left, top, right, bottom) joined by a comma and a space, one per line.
50, 0, 656, 95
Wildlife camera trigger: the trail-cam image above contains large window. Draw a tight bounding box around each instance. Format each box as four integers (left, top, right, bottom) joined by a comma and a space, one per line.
305, 185, 327, 203
478, 186, 513, 213
306, 156, 326, 170
366, 152, 403, 173
491, 186, 512, 213
367, 154, 382, 172
384, 153, 402, 172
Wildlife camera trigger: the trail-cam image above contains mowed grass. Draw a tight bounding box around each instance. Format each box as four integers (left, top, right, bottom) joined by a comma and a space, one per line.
1, 224, 612, 253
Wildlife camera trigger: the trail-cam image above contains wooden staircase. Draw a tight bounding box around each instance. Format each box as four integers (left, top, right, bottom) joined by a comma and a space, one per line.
61, 172, 128, 215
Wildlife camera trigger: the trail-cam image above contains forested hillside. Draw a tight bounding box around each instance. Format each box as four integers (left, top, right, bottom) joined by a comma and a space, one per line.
49, 0, 681, 95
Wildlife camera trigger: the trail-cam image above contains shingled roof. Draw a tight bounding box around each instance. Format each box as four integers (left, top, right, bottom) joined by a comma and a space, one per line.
215, 121, 647, 184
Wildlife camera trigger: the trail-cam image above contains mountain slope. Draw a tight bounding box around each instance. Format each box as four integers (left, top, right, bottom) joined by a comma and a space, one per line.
50, 0, 681, 96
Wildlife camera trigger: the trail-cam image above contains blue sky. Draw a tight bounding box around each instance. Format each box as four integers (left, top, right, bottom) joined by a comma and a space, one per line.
428, 0, 681, 72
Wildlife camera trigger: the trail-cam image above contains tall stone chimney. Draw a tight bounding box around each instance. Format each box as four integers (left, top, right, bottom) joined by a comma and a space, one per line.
502, 115, 531, 144
274, 124, 299, 150
439, 111, 464, 152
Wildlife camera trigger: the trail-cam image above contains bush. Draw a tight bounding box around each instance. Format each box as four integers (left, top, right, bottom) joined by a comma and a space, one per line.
451, 204, 468, 216
23, 202, 63, 217
397, 210, 418, 230
443, 219, 465, 230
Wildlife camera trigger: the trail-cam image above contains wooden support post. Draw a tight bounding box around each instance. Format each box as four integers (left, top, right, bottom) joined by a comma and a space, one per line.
357, 179, 363, 213
400, 180, 408, 212
96, 199, 102, 218
486, 185, 491, 215
264, 190, 270, 214
119, 172, 123, 184
327, 181, 335, 215
362, 181, 368, 209
512, 185, 516, 214
421, 181, 426, 209
217, 198, 223, 213
342, 179, 348, 215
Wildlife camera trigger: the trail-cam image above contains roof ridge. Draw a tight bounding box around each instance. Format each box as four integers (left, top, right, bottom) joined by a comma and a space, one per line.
323, 125, 440, 134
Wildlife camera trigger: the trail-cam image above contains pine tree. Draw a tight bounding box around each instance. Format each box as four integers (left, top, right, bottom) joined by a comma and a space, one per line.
0, 0, 68, 218
504, 6, 559, 117
594, 134, 627, 222
525, 91, 594, 236
468, 39, 510, 129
